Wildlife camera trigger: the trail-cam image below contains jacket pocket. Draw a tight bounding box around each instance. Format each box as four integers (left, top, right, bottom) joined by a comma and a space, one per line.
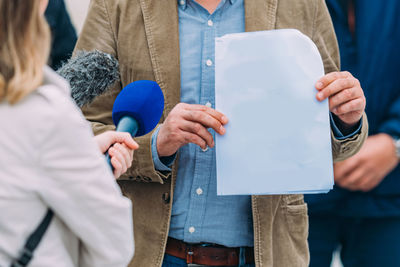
282, 194, 308, 236
280, 194, 310, 266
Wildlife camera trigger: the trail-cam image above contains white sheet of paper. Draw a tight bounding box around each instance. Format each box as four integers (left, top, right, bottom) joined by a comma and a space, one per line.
215, 29, 333, 195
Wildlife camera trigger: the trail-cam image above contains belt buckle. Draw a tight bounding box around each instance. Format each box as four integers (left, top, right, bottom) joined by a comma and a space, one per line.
186, 244, 194, 264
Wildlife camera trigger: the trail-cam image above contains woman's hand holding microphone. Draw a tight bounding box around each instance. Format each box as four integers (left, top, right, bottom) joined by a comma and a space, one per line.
95, 131, 139, 178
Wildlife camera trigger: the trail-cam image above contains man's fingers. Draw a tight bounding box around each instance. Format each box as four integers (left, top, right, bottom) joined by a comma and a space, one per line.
179, 121, 214, 148
316, 71, 351, 91
185, 104, 229, 125
336, 167, 366, 190
331, 98, 364, 116
333, 163, 347, 181
316, 77, 356, 101
156, 102, 228, 157
181, 131, 208, 150
334, 158, 359, 182
358, 175, 379, 192
353, 173, 373, 192
182, 109, 226, 135
316, 71, 365, 126
329, 87, 362, 110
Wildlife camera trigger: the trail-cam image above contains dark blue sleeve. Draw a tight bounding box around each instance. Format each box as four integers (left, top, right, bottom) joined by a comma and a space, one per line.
45, 0, 78, 70
378, 98, 400, 138
355, 0, 400, 138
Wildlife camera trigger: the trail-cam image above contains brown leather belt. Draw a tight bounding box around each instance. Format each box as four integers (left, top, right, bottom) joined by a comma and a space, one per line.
165, 237, 254, 266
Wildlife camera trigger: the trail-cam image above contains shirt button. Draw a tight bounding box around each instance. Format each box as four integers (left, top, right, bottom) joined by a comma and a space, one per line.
196, 188, 203, 195
205, 102, 212, 108
179, 0, 185, 6
206, 59, 213, 66
189, 226, 195, 233
207, 20, 213, 27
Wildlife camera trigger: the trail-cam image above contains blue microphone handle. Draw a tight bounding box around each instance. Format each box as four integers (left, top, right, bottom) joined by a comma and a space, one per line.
106, 116, 139, 170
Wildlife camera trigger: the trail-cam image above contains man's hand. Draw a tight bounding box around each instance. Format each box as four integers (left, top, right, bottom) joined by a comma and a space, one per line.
94, 131, 139, 178
157, 103, 229, 157
334, 134, 399, 192
316, 71, 366, 128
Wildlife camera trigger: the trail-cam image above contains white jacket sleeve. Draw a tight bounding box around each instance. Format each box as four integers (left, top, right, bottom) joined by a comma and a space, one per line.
36, 92, 134, 267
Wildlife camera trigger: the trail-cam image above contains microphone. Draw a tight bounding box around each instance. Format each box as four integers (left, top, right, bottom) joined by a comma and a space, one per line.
57, 50, 119, 107
56, 50, 164, 169
105, 80, 164, 167
112, 80, 164, 137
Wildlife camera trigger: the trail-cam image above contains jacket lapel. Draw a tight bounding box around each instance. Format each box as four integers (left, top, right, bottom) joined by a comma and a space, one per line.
139, 0, 181, 112
245, 0, 278, 32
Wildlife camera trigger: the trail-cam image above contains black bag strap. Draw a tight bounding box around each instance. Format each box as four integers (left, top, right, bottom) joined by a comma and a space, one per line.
10, 209, 54, 267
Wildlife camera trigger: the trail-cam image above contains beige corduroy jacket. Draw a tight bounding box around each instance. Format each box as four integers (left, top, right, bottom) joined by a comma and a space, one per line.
75, 0, 368, 266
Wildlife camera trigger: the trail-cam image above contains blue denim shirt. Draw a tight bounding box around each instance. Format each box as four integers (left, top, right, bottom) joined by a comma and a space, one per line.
151, 0, 361, 247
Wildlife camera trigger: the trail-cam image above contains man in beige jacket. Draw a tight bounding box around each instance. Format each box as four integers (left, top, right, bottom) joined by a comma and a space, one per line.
75, 0, 368, 266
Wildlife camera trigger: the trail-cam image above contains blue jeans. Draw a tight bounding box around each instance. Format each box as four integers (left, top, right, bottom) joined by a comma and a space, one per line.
308, 214, 400, 267
162, 252, 255, 267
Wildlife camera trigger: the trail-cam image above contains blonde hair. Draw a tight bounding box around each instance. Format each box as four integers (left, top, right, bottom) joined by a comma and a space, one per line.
0, 0, 50, 104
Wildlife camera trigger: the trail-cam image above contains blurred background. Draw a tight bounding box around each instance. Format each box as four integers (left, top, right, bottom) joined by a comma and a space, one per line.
65, 0, 89, 33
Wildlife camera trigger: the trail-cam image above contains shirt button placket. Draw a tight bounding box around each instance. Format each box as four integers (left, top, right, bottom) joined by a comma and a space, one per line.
184, 10, 214, 243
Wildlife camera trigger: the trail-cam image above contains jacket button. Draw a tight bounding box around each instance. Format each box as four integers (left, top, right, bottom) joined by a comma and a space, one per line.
162, 193, 170, 204
143, 176, 151, 182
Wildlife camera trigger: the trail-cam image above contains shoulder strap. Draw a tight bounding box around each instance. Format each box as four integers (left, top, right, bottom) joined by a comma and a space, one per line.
10, 209, 54, 267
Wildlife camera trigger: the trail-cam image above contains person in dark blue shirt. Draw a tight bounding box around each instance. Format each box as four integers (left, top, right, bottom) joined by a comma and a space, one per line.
45, 0, 77, 70
306, 1, 400, 266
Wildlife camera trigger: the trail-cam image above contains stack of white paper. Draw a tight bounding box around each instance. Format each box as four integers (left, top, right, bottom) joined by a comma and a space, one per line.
215, 29, 333, 195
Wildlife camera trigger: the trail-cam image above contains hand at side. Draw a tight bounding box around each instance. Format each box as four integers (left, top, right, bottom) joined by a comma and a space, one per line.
334, 134, 398, 192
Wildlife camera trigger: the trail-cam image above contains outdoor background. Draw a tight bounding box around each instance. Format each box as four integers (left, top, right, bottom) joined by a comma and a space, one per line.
65, 0, 90, 33
63, 1, 343, 266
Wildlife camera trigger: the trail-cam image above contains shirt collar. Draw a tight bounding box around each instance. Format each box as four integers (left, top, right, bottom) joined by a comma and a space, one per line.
178, 0, 236, 10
